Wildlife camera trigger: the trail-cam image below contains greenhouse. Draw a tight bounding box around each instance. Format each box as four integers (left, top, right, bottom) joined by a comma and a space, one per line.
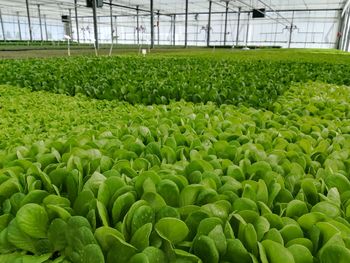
0, 0, 349, 50
0, 1, 350, 263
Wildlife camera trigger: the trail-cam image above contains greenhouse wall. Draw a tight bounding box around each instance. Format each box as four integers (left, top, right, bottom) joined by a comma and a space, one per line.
0, 7, 342, 49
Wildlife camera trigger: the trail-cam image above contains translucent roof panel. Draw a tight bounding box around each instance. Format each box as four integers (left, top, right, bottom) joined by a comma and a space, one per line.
0, 0, 346, 20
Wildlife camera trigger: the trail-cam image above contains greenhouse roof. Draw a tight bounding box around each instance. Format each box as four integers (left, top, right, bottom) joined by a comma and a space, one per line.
0, 0, 347, 20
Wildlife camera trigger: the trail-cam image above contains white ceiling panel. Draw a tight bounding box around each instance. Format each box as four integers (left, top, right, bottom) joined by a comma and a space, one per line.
0, 0, 345, 20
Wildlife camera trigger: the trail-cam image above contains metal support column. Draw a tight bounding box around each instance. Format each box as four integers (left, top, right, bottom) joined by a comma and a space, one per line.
157, 10, 160, 45
114, 16, 118, 43
173, 14, 176, 46
17, 11, 22, 40
207, 0, 212, 47
340, 11, 347, 50
136, 5, 140, 45
344, 11, 350, 51
288, 11, 295, 48
150, 0, 154, 48
245, 11, 250, 47
336, 10, 344, 49
43, 14, 48, 41
342, 0, 350, 17
236, 7, 241, 46
340, 10, 347, 49
109, 0, 113, 42
185, 0, 189, 47
92, 0, 99, 49
37, 5, 43, 41
0, 9, 5, 41
74, 0, 80, 43
224, 1, 229, 45
25, 0, 32, 41
68, 9, 73, 38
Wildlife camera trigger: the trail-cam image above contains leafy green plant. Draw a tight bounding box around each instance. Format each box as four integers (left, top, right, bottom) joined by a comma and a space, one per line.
1, 54, 350, 107
0, 62, 350, 262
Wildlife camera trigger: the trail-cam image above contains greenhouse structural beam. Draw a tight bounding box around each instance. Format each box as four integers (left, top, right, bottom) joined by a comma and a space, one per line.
257, 0, 291, 25
74, 0, 80, 43
342, 0, 350, 17
169, 8, 341, 16
338, 11, 349, 50
109, 0, 113, 42
25, 0, 32, 41
69, 9, 73, 38
346, 13, 350, 50
157, 10, 160, 46
185, 0, 189, 47
337, 9, 346, 49
343, 10, 350, 51
236, 7, 241, 46
17, 11, 22, 41
37, 5, 43, 41
150, 0, 154, 49
224, 1, 228, 45
114, 16, 118, 43
342, 10, 350, 51
342, 12, 348, 50
288, 11, 295, 48
103, 1, 168, 16
245, 12, 250, 47
0, 9, 5, 41
207, 0, 212, 47
136, 6, 140, 45
342, 11, 348, 49
173, 14, 176, 46
43, 15, 48, 41
76, 8, 341, 20
236, 0, 289, 27
345, 18, 350, 51
92, 0, 99, 49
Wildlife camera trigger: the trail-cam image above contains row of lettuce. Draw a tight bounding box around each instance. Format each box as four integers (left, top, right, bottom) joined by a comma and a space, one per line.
0, 56, 350, 107
0, 83, 350, 262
